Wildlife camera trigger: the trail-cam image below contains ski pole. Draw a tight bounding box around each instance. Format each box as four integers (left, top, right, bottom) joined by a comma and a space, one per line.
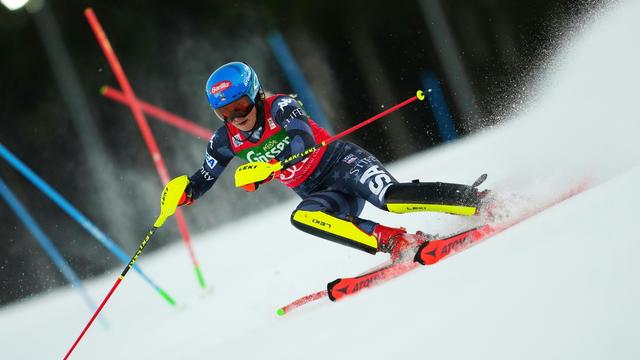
63, 176, 189, 360
235, 90, 426, 189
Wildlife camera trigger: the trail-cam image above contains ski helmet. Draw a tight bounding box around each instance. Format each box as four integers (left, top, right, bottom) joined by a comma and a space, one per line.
205, 62, 262, 120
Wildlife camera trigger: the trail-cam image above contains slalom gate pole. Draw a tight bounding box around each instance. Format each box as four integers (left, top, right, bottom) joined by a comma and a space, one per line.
101, 86, 213, 140
63, 176, 188, 360
85, 8, 206, 289
0, 142, 175, 306
0, 177, 107, 327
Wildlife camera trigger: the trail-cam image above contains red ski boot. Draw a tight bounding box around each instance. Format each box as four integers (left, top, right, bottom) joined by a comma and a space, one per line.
373, 224, 427, 263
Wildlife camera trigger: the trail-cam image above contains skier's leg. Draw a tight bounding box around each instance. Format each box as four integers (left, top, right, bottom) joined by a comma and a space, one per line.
290, 142, 483, 260
289, 190, 423, 261
331, 143, 485, 216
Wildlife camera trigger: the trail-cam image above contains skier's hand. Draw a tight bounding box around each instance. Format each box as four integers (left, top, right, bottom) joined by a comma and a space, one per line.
177, 183, 195, 206
240, 159, 281, 192
262, 159, 283, 183
259, 159, 281, 185
155, 175, 190, 228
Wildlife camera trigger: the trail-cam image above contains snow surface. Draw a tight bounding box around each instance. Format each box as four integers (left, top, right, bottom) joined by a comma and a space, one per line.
2, 1, 640, 359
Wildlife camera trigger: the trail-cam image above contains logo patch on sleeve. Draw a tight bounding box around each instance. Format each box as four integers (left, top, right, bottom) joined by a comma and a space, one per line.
205, 153, 218, 169
277, 97, 294, 111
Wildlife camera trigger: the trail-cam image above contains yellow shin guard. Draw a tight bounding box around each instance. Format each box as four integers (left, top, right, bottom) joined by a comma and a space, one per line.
384, 181, 480, 216
291, 210, 378, 254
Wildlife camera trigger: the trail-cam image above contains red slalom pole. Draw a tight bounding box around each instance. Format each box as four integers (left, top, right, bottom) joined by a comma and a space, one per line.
101, 86, 213, 140
84, 8, 206, 288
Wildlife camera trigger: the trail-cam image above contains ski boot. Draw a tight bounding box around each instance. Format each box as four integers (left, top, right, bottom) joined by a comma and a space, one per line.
373, 224, 429, 263
475, 188, 507, 222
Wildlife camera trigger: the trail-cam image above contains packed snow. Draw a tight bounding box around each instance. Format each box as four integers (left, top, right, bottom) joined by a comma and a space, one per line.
1, 1, 639, 359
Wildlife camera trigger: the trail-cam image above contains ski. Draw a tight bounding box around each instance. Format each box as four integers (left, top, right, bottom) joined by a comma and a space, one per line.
327, 261, 420, 301
277, 180, 590, 316
325, 222, 490, 301
413, 222, 506, 266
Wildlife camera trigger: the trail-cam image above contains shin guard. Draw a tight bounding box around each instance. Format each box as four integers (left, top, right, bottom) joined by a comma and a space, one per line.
291, 210, 378, 254
384, 181, 481, 216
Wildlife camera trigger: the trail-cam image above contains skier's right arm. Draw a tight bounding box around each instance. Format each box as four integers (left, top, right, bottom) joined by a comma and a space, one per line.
179, 128, 234, 205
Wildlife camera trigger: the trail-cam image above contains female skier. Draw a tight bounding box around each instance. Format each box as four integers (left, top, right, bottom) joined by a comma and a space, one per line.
175, 61, 485, 263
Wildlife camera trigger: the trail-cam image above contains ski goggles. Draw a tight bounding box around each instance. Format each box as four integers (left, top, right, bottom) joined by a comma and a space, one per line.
214, 95, 255, 122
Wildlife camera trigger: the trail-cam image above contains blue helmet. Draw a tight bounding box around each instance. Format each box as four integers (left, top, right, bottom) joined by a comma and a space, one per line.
205, 62, 261, 110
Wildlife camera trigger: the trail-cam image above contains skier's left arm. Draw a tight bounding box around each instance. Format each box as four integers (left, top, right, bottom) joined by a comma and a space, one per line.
271, 95, 317, 166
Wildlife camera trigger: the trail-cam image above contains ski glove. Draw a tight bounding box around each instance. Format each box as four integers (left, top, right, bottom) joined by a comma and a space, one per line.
241, 159, 281, 192
177, 183, 195, 206
259, 159, 281, 185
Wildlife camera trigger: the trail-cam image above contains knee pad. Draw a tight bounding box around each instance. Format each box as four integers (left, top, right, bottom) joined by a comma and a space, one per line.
290, 210, 378, 254
384, 181, 480, 216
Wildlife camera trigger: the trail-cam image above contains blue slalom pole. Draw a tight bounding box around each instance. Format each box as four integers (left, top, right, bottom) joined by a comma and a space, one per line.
0, 177, 108, 327
423, 71, 458, 142
0, 143, 176, 306
266, 31, 334, 134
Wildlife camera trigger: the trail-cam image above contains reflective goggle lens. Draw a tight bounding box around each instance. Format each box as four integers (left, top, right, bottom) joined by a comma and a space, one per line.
214, 96, 255, 121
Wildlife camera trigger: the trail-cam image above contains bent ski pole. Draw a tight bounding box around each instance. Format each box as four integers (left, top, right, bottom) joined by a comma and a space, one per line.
235, 90, 426, 190
63, 176, 189, 360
